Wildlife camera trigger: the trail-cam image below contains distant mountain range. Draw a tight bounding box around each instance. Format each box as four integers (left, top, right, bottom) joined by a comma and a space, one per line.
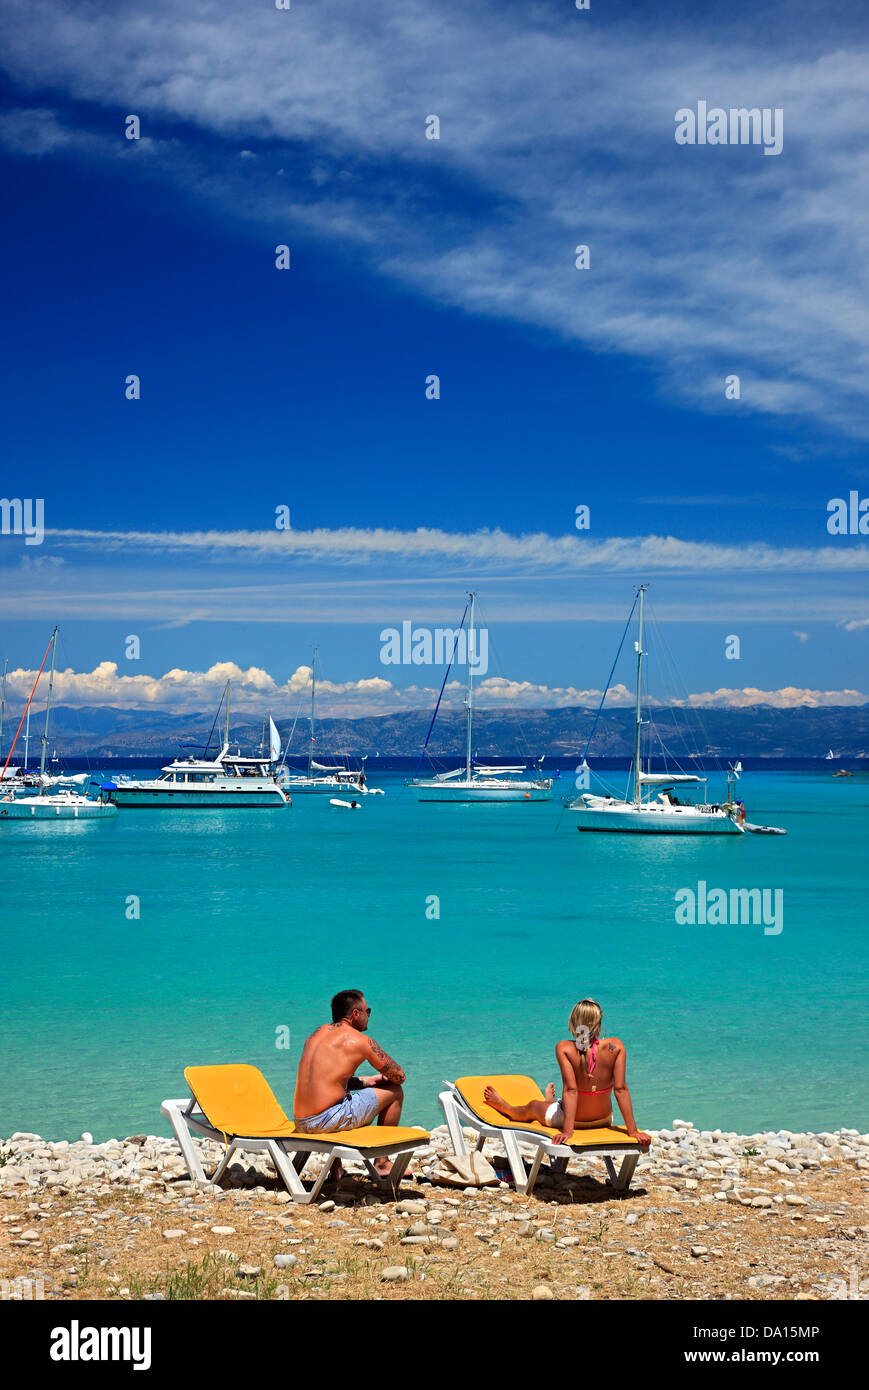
28, 702, 869, 759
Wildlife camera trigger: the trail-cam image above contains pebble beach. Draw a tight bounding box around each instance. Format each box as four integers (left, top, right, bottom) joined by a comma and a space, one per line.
2, 1121, 866, 1302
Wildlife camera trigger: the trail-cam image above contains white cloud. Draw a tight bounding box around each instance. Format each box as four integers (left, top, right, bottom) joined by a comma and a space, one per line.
1, 0, 868, 433
0, 660, 393, 716
793, 630, 810, 641
682, 686, 866, 709
1, 661, 862, 716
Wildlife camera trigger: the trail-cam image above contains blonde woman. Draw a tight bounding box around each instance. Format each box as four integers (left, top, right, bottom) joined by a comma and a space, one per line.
483, 998, 651, 1150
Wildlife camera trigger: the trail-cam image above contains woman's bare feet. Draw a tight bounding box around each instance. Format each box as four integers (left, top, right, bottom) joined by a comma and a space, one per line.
544, 1082, 556, 1103
483, 1084, 520, 1120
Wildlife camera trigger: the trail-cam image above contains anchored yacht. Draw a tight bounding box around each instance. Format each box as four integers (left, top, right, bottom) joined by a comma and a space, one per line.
280, 648, 382, 795
105, 747, 289, 807
569, 586, 783, 835
0, 628, 117, 822
409, 593, 552, 802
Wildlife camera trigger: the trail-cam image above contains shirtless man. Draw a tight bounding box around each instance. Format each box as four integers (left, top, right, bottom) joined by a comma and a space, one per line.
293, 989, 406, 1176
483, 997, 651, 1150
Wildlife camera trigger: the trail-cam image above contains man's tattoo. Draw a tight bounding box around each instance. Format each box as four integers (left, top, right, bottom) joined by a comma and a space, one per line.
369, 1038, 405, 1083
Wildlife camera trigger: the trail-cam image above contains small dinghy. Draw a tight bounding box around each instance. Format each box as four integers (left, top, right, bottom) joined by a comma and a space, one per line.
329, 798, 361, 809
743, 821, 786, 835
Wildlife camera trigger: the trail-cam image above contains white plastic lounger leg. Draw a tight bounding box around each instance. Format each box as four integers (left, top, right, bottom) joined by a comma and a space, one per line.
502, 1130, 533, 1194
355, 1148, 412, 1191
439, 1091, 469, 1158
211, 1145, 235, 1186
301, 1150, 340, 1205
605, 1153, 639, 1192
380, 1149, 412, 1189
269, 1141, 315, 1201
523, 1145, 546, 1195
165, 1101, 207, 1183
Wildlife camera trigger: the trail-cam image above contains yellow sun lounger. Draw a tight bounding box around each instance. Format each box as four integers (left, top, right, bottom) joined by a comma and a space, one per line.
161, 1064, 430, 1203
438, 1076, 646, 1196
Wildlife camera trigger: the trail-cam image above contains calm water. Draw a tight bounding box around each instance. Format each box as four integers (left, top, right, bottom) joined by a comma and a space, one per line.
1, 770, 867, 1140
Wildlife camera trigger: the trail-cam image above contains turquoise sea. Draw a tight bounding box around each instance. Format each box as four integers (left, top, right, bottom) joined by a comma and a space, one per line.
1, 768, 867, 1141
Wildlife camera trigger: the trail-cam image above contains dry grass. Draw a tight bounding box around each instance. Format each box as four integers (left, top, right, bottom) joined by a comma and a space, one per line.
1, 1161, 866, 1302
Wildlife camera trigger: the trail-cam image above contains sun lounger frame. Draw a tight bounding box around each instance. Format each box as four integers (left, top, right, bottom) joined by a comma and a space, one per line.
161, 1096, 422, 1203
438, 1087, 641, 1196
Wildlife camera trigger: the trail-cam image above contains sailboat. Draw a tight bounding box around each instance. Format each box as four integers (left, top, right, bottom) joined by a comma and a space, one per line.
0, 629, 117, 821
408, 593, 553, 802
569, 587, 773, 834
0, 660, 43, 790
280, 649, 382, 795
825, 749, 836, 760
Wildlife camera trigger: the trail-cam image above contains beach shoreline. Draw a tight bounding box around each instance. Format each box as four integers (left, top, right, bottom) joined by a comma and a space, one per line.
2, 1120, 866, 1302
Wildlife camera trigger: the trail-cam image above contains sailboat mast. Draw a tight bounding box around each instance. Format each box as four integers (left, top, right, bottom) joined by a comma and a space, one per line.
309, 647, 318, 776
39, 626, 59, 788
0, 657, 7, 761
633, 586, 646, 806
225, 680, 231, 750
24, 705, 31, 769
465, 593, 475, 782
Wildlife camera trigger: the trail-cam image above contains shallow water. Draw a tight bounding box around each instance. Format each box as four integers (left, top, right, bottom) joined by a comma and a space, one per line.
1, 770, 867, 1139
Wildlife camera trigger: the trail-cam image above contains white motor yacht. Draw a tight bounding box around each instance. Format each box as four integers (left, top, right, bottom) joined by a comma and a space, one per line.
105, 746, 289, 807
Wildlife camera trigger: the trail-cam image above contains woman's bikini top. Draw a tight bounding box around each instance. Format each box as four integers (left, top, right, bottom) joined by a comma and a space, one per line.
575, 1035, 614, 1095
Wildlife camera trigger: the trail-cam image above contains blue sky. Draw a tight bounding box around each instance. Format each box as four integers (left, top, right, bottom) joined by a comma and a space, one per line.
0, 0, 867, 717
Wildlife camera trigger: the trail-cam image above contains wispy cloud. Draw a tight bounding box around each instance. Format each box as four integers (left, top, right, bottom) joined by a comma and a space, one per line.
1, 0, 868, 434
43, 524, 869, 572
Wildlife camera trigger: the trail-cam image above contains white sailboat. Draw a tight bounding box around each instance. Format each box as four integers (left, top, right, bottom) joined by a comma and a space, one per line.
825, 748, 836, 760
409, 593, 552, 802
0, 628, 117, 821
0, 661, 42, 789
569, 587, 748, 835
280, 649, 381, 795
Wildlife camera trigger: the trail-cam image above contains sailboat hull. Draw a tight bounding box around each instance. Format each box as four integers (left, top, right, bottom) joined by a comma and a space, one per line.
573, 804, 742, 834
412, 780, 552, 802
281, 778, 375, 795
